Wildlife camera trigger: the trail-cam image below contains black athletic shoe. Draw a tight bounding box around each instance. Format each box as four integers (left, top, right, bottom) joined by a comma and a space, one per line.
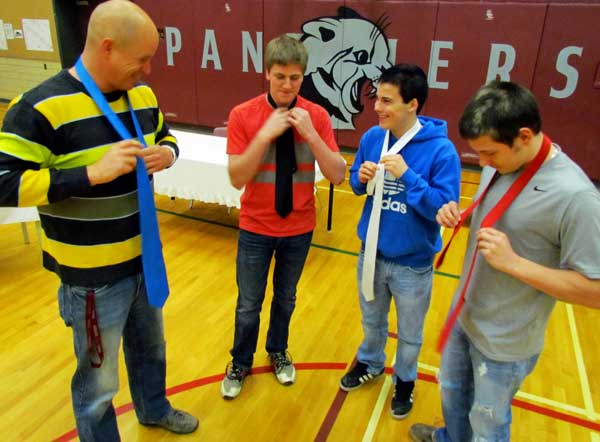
391, 379, 414, 419
339, 361, 384, 391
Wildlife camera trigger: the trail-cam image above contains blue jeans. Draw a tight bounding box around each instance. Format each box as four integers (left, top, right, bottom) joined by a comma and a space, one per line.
231, 229, 313, 369
58, 273, 170, 442
435, 325, 539, 442
356, 250, 433, 382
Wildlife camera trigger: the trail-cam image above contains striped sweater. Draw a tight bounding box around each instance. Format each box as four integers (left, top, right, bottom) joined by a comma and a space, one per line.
0, 69, 178, 286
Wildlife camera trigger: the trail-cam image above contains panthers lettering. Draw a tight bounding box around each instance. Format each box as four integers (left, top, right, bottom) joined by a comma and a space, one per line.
164, 28, 587, 107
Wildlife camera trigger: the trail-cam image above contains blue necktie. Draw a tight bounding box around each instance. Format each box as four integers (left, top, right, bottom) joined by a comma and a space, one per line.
75, 57, 169, 307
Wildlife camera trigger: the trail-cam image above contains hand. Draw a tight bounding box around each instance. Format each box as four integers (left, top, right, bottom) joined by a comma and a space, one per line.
380, 154, 408, 178
87, 139, 142, 185
139, 145, 174, 174
436, 201, 461, 228
358, 161, 379, 184
288, 107, 317, 141
259, 108, 292, 141
476, 227, 517, 273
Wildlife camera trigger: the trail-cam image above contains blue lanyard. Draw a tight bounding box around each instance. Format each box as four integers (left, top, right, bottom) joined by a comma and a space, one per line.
74, 56, 169, 307
75, 57, 147, 149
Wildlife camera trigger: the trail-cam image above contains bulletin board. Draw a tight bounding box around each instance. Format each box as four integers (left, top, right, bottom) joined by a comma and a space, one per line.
0, 0, 60, 62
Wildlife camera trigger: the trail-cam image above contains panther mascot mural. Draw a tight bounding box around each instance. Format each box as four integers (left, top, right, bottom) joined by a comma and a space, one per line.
299, 6, 393, 130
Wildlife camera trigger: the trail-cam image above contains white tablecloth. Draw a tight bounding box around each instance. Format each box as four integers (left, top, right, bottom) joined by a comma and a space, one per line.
154, 130, 323, 209
154, 130, 243, 208
0, 207, 39, 243
0, 207, 39, 224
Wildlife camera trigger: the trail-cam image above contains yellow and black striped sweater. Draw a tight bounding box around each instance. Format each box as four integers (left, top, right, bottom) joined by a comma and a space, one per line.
0, 69, 178, 286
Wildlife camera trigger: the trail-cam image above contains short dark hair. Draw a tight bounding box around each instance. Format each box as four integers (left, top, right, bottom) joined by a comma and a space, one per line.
265, 35, 308, 72
377, 64, 428, 114
459, 81, 542, 146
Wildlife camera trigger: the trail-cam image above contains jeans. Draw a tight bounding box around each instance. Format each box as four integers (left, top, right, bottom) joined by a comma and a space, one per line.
356, 250, 433, 382
58, 273, 170, 442
231, 229, 313, 369
435, 325, 539, 442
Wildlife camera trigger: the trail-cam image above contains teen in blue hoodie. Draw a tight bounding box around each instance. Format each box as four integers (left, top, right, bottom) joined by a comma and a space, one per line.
340, 64, 461, 419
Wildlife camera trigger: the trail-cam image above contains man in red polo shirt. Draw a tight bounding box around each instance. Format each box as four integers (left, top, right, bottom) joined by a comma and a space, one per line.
221, 34, 346, 399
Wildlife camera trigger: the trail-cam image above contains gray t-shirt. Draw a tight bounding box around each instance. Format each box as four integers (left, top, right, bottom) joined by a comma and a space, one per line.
457, 146, 600, 361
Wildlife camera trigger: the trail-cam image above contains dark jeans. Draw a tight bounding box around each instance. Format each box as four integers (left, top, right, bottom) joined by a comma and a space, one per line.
231, 229, 313, 369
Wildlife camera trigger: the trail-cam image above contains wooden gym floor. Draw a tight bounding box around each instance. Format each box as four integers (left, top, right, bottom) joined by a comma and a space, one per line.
0, 157, 599, 441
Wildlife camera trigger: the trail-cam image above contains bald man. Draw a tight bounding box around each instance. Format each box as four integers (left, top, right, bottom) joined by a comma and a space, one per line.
0, 0, 198, 439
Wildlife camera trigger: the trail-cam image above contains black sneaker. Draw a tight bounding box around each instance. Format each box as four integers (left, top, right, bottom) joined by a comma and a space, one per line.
339, 361, 384, 391
391, 379, 414, 419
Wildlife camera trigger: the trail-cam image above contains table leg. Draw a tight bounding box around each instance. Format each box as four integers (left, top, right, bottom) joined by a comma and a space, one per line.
20, 222, 30, 244
327, 182, 334, 231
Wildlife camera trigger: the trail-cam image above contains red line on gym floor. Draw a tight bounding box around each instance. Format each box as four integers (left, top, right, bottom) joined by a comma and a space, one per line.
52, 361, 599, 441
513, 398, 600, 432
314, 359, 353, 442
314, 388, 349, 442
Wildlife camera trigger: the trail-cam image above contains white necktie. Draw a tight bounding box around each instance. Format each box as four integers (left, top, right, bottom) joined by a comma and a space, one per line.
361, 121, 422, 301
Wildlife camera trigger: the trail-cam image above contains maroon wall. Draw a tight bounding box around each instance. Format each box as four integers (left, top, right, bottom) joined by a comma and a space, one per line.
134, 0, 600, 180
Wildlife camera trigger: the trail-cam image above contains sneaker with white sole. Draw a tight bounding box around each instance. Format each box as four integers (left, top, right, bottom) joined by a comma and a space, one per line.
391, 379, 414, 419
269, 351, 296, 385
221, 362, 249, 399
339, 361, 384, 392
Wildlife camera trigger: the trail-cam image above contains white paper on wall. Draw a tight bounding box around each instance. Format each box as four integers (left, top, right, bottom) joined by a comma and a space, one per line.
22, 18, 53, 52
0, 20, 7, 50
3, 22, 14, 39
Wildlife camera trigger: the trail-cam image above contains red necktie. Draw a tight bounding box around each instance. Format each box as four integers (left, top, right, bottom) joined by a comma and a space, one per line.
436, 135, 552, 353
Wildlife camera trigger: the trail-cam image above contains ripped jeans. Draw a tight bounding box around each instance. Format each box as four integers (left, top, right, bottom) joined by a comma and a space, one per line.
434, 325, 539, 442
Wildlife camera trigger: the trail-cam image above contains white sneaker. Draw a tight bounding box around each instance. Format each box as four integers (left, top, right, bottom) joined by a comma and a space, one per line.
269, 351, 296, 385
220, 362, 248, 399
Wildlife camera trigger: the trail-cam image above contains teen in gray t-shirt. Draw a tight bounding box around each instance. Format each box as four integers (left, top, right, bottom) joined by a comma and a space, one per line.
459, 150, 600, 361
410, 81, 600, 442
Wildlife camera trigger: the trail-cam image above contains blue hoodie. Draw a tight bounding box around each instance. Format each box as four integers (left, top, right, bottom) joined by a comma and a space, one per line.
350, 116, 461, 266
